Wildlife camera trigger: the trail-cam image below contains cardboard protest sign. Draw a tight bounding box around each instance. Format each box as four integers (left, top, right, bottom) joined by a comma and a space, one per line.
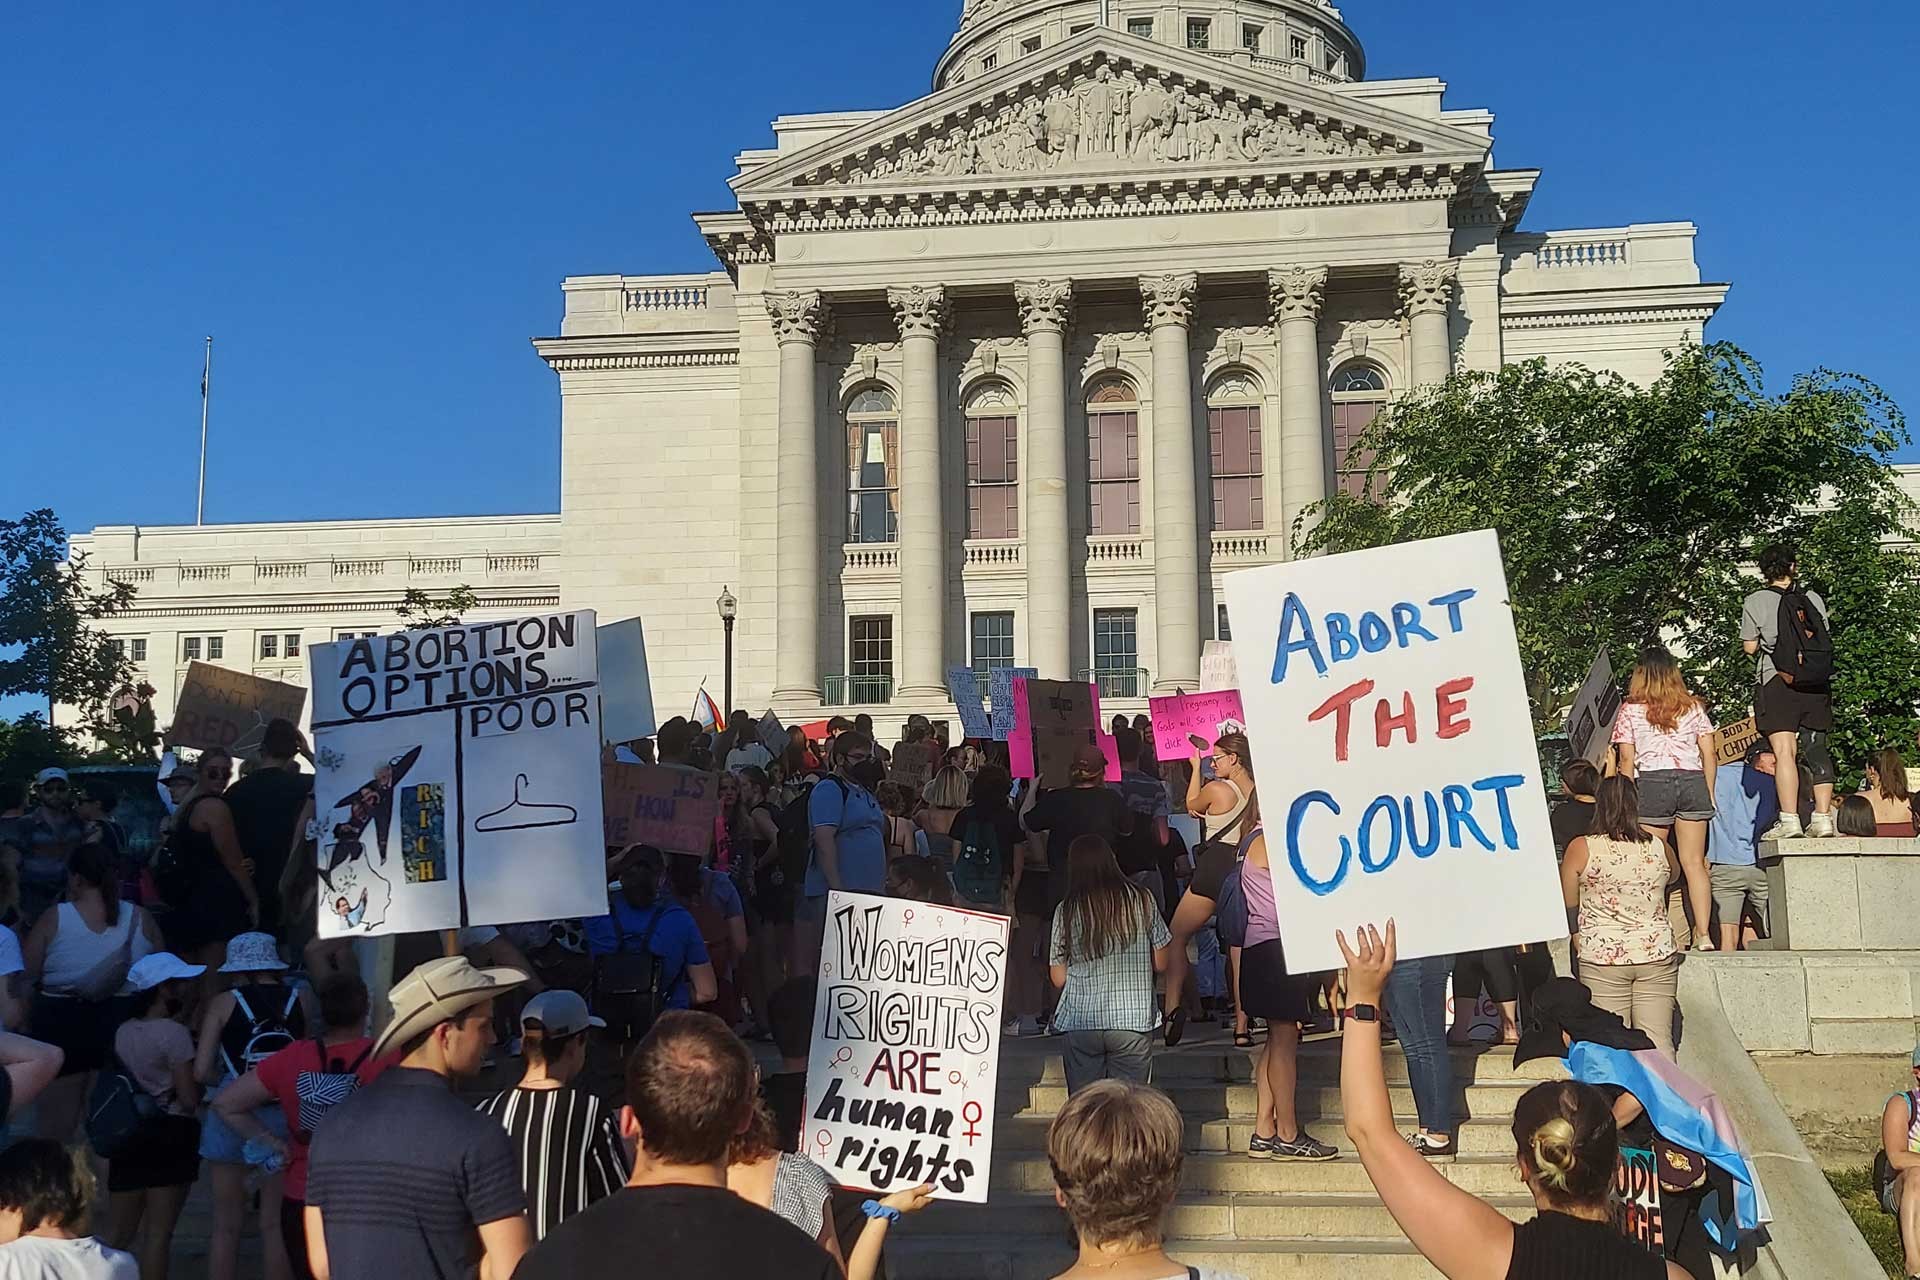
1564, 647, 1622, 767
1201, 640, 1238, 693
1711, 716, 1761, 768
602, 763, 718, 854
595, 617, 656, 745
307, 611, 606, 938
944, 668, 992, 741
1222, 529, 1566, 973
757, 711, 787, 758
167, 662, 308, 759
986, 667, 1038, 741
804, 891, 1007, 1203
1148, 691, 1247, 763
1612, 1147, 1664, 1253
1009, 678, 1097, 788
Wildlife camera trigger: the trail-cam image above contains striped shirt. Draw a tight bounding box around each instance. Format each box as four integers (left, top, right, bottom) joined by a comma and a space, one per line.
475, 1084, 630, 1241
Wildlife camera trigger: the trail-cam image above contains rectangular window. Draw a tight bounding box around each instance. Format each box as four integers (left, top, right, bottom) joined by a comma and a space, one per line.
1127, 17, 1153, 38
1186, 18, 1210, 48
1216, 604, 1232, 642
334, 629, 379, 641
206, 636, 224, 661
1242, 24, 1262, 51
970, 613, 1016, 671
285, 634, 302, 658
1087, 409, 1141, 535
259, 634, 278, 659
965, 414, 1019, 539
1326, 47, 1340, 72
1208, 405, 1264, 531
130, 638, 147, 664
981, 52, 997, 71
847, 420, 900, 544
1290, 33, 1308, 60
850, 616, 894, 703
1069, 23, 1091, 34
1021, 35, 1041, 54
1332, 400, 1384, 497
1093, 609, 1140, 697
182, 636, 202, 662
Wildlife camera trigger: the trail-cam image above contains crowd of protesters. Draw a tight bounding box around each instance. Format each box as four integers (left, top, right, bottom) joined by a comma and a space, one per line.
0, 537, 1902, 1278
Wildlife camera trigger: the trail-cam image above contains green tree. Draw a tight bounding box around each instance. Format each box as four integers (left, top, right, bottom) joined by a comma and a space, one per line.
1297, 343, 1916, 780
397, 584, 479, 630
0, 510, 136, 733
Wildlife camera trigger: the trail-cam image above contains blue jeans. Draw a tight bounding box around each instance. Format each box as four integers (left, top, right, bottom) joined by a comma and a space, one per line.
1384, 953, 1455, 1133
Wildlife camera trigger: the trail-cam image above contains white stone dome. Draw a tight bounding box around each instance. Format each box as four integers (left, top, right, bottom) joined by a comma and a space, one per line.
938, 0, 1365, 90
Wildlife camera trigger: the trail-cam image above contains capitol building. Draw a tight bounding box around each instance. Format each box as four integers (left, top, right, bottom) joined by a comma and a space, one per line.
75, 0, 1734, 735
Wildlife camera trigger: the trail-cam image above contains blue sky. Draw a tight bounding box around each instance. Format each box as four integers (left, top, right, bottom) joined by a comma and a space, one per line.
2, 0, 1913, 538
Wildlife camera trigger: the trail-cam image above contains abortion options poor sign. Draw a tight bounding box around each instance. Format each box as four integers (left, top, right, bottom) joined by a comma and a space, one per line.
804, 892, 1008, 1204
1222, 530, 1565, 974
306, 611, 609, 939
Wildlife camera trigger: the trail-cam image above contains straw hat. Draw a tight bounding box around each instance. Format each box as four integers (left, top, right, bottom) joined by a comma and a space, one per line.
370, 955, 528, 1060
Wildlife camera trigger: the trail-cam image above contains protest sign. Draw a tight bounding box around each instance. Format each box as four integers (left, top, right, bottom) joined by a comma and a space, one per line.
602, 763, 719, 853
757, 711, 787, 757
1612, 1147, 1664, 1253
595, 617, 656, 744
987, 667, 1038, 741
167, 662, 308, 759
1201, 640, 1238, 693
945, 667, 992, 741
1148, 690, 1247, 763
307, 611, 606, 938
1564, 647, 1622, 767
804, 891, 1007, 1203
1222, 529, 1566, 973
1711, 715, 1761, 768
1009, 678, 1097, 788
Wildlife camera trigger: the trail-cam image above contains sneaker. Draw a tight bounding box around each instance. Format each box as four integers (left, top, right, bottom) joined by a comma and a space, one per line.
1760, 814, 1803, 842
1269, 1132, 1339, 1161
1806, 811, 1837, 839
1406, 1132, 1457, 1161
1246, 1133, 1279, 1161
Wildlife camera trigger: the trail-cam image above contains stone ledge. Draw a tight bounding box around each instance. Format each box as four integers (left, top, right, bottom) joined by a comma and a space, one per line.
1762, 836, 1920, 856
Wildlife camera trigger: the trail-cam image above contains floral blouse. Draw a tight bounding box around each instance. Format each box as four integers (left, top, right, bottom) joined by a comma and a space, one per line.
1576, 834, 1676, 966
1611, 701, 1714, 773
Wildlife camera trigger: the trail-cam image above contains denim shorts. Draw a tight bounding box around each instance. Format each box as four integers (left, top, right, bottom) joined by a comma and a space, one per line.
1637, 769, 1714, 824
198, 1082, 289, 1164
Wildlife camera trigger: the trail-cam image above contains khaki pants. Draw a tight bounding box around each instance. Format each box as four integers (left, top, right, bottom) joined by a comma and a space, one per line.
1667, 884, 1694, 952
1582, 956, 1680, 1057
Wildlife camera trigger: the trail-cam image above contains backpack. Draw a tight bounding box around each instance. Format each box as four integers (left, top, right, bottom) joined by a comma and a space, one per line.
950, 813, 1008, 907
152, 796, 211, 907
593, 901, 682, 1041
1771, 586, 1834, 693
292, 1037, 376, 1143
777, 778, 848, 886
1212, 826, 1264, 951
223, 986, 302, 1079
85, 1049, 160, 1158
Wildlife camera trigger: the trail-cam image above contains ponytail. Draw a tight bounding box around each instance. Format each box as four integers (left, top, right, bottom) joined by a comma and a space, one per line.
1510, 1081, 1617, 1209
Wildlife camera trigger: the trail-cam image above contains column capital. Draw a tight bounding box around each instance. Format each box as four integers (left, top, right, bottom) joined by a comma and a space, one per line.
887, 284, 952, 341
1014, 278, 1074, 334
1267, 264, 1329, 325
767, 289, 831, 346
1139, 273, 1198, 330
1398, 259, 1459, 317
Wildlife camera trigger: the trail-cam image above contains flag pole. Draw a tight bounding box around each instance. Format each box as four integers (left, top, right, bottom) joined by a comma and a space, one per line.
196, 336, 212, 525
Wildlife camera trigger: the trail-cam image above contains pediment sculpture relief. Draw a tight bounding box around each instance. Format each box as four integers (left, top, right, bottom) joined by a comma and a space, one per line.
805, 63, 1395, 187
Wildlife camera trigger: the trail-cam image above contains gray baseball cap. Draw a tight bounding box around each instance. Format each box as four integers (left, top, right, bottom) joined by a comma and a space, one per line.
519, 989, 605, 1038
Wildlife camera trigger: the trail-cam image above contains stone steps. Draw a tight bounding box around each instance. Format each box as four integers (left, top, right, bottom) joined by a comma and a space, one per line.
1004, 1078, 1536, 1120
994, 1112, 1523, 1155
915, 1189, 1535, 1239
989, 1150, 1528, 1196
893, 1234, 1452, 1279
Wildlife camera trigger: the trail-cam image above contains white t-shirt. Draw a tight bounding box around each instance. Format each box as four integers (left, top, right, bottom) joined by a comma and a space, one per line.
0, 1235, 139, 1279
0, 929, 23, 979
725, 743, 774, 773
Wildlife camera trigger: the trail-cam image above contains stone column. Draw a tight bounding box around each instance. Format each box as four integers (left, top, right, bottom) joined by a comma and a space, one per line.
1269, 264, 1329, 551
769, 289, 829, 706
1141, 273, 1201, 694
888, 284, 953, 700
1400, 258, 1460, 387
1014, 279, 1073, 680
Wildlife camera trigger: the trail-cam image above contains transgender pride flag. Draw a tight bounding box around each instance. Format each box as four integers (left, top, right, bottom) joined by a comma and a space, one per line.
692, 686, 725, 733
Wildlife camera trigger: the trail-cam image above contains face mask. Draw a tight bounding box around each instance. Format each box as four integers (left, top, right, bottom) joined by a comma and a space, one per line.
847, 759, 886, 791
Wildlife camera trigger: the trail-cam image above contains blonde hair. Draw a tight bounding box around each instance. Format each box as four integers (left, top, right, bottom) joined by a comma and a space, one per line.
922, 765, 971, 810
1047, 1081, 1185, 1248
1529, 1117, 1579, 1192
1626, 646, 1696, 733
1510, 1081, 1618, 1210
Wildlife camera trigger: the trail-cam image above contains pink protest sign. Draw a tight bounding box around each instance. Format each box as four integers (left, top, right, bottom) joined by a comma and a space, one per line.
1149, 691, 1247, 762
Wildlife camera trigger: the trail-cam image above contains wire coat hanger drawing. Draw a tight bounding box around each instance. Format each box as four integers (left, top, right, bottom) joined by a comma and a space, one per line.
474, 774, 578, 833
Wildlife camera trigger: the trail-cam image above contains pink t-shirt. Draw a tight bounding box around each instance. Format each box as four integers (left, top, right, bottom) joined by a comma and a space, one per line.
1611, 701, 1713, 773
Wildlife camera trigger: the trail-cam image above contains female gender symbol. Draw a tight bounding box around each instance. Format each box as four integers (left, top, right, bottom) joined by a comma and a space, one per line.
961, 1101, 983, 1143
814, 1129, 832, 1159
832, 1047, 853, 1068
948, 1068, 965, 1089
903, 909, 915, 925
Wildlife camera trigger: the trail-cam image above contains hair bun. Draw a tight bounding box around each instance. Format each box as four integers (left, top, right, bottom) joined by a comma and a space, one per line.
1530, 1117, 1579, 1191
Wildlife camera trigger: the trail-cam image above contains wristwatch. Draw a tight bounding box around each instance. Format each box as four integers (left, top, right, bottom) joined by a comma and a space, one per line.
1343, 1003, 1381, 1022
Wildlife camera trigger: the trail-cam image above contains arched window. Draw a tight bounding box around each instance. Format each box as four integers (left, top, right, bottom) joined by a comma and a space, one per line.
1330, 362, 1388, 497
1206, 371, 1263, 531
1086, 380, 1140, 535
846, 386, 898, 544
965, 383, 1019, 539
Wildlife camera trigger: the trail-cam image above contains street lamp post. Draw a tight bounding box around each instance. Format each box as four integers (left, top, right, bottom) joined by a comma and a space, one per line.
717, 586, 738, 726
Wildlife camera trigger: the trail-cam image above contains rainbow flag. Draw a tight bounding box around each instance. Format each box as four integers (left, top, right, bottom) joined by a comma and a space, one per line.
692, 687, 725, 733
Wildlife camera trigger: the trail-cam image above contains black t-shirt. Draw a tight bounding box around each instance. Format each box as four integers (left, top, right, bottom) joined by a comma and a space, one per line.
762, 1071, 808, 1153
1550, 799, 1594, 856
516, 1183, 839, 1280
1025, 787, 1132, 899
223, 768, 313, 935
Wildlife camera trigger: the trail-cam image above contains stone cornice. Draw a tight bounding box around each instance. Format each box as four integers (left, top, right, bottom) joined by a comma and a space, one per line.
115, 592, 562, 621
531, 333, 741, 371
1499, 283, 1730, 329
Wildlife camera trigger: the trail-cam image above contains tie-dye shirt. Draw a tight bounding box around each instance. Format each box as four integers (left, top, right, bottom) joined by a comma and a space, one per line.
1611, 701, 1713, 773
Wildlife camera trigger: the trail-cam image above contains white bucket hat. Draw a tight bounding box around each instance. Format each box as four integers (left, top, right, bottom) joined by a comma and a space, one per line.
218, 932, 288, 974
370, 955, 528, 1060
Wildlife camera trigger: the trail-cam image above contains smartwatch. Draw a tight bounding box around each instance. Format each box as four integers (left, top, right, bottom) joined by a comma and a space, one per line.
1343, 1003, 1381, 1023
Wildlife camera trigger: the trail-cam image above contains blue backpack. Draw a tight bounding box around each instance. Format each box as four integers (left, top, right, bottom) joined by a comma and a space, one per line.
1213, 826, 1263, 949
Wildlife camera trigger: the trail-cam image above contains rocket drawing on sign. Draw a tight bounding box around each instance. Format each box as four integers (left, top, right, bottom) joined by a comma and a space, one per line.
318, 745, 422, 935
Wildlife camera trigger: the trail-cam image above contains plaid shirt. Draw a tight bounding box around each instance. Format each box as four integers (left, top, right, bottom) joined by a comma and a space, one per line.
1049, 896, 1170, 1034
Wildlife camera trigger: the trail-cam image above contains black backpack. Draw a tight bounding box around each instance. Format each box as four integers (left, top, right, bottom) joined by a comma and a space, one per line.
1770, 586, 1834, 693
776, 778, 848, 886
153, 796, 211, 906
86, 1049, 160, 1158
951, 812, 1007, 907
592, 901, 682, 1041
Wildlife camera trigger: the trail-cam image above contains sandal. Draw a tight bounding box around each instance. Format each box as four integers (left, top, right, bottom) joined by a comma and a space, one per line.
1164, 1008, 1189, 1048
1234, 1029, 1255, 1048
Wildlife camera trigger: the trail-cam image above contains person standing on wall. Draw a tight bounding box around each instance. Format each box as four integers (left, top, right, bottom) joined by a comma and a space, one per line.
1610, 647, 1718, 952
1742, 542, 1836, 839
220, 720, 313, 943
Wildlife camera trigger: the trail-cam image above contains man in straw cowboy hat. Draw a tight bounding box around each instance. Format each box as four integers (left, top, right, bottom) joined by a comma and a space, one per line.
304, 955, 531, 1280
